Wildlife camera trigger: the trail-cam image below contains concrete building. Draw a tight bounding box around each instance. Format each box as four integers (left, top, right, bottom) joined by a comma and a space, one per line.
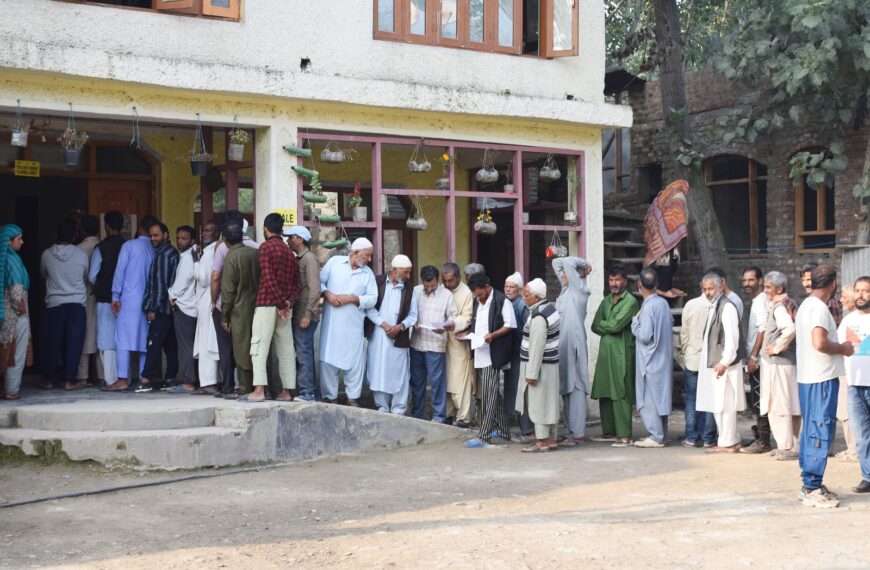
0, 0, 630, 379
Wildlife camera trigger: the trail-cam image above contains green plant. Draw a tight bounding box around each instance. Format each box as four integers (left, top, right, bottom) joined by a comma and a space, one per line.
58, 128, 88, 150
348, 182, 363, 208
229, 128, 250, 145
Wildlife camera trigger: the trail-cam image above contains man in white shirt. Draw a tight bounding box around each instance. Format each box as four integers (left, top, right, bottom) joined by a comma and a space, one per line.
167, 226, 198, 393
679, 286, 717, 447
459, 272, 517, 448
838, 276, 870, 494
795, 264, 854, 508
706, 266, 744, 318
741, 265, 772, 454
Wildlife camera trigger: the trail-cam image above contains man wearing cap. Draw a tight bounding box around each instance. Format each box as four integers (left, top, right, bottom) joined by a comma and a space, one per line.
504, 272, 534, 438
319, 237, 378, 406
286, 225, 321, 401
365, 254, 419, 414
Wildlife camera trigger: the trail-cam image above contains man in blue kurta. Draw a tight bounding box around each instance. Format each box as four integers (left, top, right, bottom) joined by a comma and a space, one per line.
319, 237, 378, 406
631, 267, 674, 448
366, 254, 419, 414
110, 215, 157, 389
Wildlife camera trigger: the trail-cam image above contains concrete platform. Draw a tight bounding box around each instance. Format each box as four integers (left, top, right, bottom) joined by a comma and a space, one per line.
0, 390, 466, 470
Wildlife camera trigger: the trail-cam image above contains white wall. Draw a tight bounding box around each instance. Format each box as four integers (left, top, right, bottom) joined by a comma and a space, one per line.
0, 0, 629, 128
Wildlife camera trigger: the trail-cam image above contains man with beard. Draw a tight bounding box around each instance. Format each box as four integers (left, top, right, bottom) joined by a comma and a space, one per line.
441, 262, 475, 427
503, 272, 533, 439
365, 254, 418, 414
590, 264, 639, 447
741, 265, 772, 454
193, 221, 220, 394
166, 226, 198, 393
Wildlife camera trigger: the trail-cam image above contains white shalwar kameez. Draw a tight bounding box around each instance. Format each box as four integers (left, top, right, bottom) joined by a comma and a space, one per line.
366, 280, 418, 414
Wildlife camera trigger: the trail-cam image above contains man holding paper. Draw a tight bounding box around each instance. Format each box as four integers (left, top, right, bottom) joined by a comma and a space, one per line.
409, 265, 457, 423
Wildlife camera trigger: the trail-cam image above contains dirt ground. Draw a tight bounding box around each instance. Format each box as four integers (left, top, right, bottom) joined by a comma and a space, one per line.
1, 416, 868, 570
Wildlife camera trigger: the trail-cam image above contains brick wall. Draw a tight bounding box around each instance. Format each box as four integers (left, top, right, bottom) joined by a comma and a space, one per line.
606, 68, 868, 299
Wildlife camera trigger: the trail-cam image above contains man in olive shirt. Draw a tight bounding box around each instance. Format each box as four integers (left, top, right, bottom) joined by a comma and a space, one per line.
285, 226, 321, 401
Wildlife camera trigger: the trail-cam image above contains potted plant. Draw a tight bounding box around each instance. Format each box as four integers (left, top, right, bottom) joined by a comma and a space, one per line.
436, 152, 456, 190
190, 114, 213, 176
474, 203, 496, 235
503, 162, 514, 193
228, 126, 249, 162
11, 100, 28, 147
58, 103, 88, 167
348, 182, 367, 222
293, 165, 328, 203
539, 154, 561, 182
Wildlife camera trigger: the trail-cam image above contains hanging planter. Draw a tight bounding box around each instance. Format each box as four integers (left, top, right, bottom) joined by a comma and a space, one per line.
406, 195, 428, 230
317, 214, 341, 224
347, 182, 367, 222
565, 162, 579, 224
323, 237, 349, 250
436, 152, 456, 190
228, 119, 249, 162
129, 106, 142, 150
476, 148, 499, 184
189, 114, 215, 176
503, 160, 514, 192
539, 154, 561, 182
57, 103, 88, 167
320, 140, 356, 164
11, 100, 29, 147
564, 211, 577, 223
545, 231, 567, 259
474, 198, 496, 235
293, 165, 327, 203
283, 145, 313, 158
408, 139, 431, 173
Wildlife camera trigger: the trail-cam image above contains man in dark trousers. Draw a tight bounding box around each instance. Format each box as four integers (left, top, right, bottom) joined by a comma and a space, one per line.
89, 210, 126, 390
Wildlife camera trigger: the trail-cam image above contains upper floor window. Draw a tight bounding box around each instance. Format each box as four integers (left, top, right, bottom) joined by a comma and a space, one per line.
793, 150, 836, 251
704, 155, 768, 254
602, 127, 630, 195
374, 0, 578, 57
57, 0, 240, 20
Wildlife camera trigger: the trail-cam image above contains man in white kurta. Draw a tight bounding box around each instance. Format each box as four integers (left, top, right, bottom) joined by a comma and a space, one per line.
193, 222, 220, 393
697, 273, 747, 453
367, 255, 419, 414
319, 238, 378, 406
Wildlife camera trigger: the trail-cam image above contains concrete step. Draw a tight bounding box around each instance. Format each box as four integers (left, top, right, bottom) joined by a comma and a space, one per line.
13, 401, 217, 432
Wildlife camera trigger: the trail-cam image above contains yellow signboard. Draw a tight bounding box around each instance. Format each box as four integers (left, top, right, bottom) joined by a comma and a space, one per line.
276, 208, 297, 226
14, 160, 40, 177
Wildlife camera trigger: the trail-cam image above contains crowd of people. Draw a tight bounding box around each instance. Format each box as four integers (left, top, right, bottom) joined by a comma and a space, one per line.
0, 214, 868, 509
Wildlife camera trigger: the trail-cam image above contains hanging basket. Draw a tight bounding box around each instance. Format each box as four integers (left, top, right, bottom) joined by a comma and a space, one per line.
11, 100, 28, 147
406, 217, 428, 230
189, 114, 213, 177
352, 206, 368, 222
408, 139, 431, 172
320, 141, 349, 164
476, 167, 498, 184
11, 129, 28, 147
474, 221, 497, 235
504, 183, 515, 193
564, 211, 577, 223
190, 158, 210, 176
283, 145, 313, 158
436, 177, 450, 190
539, 154, 561, 182
545, 231, 567, 259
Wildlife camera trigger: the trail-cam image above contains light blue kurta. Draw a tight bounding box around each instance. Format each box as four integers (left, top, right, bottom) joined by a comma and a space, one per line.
111, 236, 155, 352
631, 293, 674, 415
552, 257, 591, 395
366, 280, 419, 395
319, 256, 378, 370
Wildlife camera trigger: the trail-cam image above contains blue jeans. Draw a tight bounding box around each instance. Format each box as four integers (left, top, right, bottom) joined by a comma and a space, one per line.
848, 385, 870, 482
409, 348, 447, 422
293, 320, 319, 398
40, 303, 86, 383
684, 369, 717, 444
799, 379, 839, 490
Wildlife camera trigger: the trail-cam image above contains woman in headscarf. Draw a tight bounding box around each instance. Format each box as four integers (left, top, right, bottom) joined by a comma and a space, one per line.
0, 224, 32, 400
552, 256, 592, 446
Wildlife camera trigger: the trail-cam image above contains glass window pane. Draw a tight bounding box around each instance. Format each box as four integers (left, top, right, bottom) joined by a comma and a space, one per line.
602, 130, 615, 168
552, 0, 573, 51
603, 168, 616, 196
711, 183, 750, 253
803, 235, 836, 250
708, 157, 747, 181
498, 0, 514, 47
378, 0, 395, 33
823, 183, 835, 230
619, 129, 631, 174
441, 0, 458, 38
470, 0, 485, 42
411, 0, 426, 35
802, 175, 818, 231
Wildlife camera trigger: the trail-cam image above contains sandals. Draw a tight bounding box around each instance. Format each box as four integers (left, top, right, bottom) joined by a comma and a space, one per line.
4, 393, 19, 400
191, 387, 220, 395
522, 442, 551, 453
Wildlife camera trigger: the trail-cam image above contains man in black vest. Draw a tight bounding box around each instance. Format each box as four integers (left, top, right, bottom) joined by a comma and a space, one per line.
88, 210, 126, 391
460, 272, 517, 448
365, 254, 418, 414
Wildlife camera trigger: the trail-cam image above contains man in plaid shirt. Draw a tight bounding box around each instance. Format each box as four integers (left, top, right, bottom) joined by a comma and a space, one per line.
245, 213, 301, 402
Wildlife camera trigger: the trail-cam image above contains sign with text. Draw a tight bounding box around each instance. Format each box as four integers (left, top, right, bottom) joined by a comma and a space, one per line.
13, 160, 40, 177
276, 208, 298, 226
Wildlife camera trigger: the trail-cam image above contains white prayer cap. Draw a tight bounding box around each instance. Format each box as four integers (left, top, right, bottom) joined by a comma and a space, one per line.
351, 237, 374, 251
527, 278, 547, 299
391, 254, 412, 269
505, 272, 523, 288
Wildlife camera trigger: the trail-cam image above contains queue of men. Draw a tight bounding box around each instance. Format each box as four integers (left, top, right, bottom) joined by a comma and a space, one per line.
21, 212, 870, 510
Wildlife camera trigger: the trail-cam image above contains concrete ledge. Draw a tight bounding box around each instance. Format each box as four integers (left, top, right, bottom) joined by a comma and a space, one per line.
15, 401, 216, 432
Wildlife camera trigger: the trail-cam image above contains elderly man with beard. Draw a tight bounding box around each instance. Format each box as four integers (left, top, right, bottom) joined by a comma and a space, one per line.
319, 237, 378, 406
366, 255, 419, 414
591, 264, 639, 447
503, 272, 533, 439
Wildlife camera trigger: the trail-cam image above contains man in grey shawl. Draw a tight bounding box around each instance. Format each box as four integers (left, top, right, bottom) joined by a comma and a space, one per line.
552, 256, 592, 446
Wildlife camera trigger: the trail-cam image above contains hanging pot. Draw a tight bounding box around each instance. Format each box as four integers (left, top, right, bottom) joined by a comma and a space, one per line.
474, 221, 497, 235
476, 167, 498, 184
539, 156, 562, 182
564, 211, 577, 223
352, 207, 367, 222
283, 145, 313, 158
546, 245, 568, 259
503, 183, 514, 193
228, 143, 245, 162
316, 214, 341, 224
408, 159, 431, 173
406, 217, 428, 230
190, 158, 210, 176
320, 149, 346, 164
11, 129, 28, 147
436, 178, 450, 190
303, 191, 328, 204
64, 148, 82, 168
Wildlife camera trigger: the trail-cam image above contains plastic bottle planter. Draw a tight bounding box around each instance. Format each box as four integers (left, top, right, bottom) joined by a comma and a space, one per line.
64, 148, 82, 168
474, 221, 497, 235
316, 214, 341, 224
476, 167, 498, 184
190, 158, 210, 176
503, 183, 515, 193
303, 192, 327, 204
228, 144, 245, 162
406, 217, 428, 230
408, 160, 431, 173
320, 149, 346, 164
564, 211, 577, 223
436, 178, 450, 190
283, 145, 313, 158
11, 129, 28, 147
539, 157, 561, 182
351, 207, 368, 222
323, 237, 349, 250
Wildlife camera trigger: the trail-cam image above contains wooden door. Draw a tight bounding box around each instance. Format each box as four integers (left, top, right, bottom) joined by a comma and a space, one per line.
88, 180, 152, 240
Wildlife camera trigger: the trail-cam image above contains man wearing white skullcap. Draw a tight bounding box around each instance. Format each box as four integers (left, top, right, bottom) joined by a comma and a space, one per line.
504, 271, 534, 439
318, 236, 377, 406
365, 254, 419, 414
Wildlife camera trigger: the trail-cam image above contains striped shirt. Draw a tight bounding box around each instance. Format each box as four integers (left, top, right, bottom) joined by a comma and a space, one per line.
410, 284, 457, 353
142, 241, 179, 315
520, 302, 560, 362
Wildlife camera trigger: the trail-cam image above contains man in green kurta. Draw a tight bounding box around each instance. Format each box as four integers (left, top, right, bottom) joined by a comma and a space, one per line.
591, 265, 639, 447
220, 220, 260, 396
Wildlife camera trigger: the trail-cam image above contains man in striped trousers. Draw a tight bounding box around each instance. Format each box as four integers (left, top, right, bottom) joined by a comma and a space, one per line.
460, 272, 517, 448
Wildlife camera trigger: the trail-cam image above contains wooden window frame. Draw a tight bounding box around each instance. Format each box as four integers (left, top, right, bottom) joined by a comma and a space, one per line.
702, 155, 768, 255
539, 0, 578, 58
373, 0, 406, 40
53, 0, 240, 20
492, 0, 523, 54
201, 0, 240, 18
795, 172, 836, 253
